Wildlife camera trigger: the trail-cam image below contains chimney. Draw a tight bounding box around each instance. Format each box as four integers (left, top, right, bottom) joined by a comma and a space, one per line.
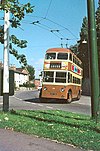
0, 61, 3, 67
10, 64, 16, 70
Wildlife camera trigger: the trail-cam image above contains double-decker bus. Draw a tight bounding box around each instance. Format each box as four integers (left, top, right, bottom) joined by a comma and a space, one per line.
39, 48, 83, 103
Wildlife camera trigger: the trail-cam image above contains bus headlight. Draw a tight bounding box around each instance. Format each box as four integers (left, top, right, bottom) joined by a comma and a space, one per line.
44, 87, 47, 91
60, 88, 65, 92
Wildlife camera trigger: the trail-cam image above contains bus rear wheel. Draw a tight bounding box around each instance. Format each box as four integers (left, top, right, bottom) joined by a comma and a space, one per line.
77, 91, 81, 100
67, 92, 72, 103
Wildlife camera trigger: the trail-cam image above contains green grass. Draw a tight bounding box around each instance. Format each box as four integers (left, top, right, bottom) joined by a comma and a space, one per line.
0, 109, 100, 150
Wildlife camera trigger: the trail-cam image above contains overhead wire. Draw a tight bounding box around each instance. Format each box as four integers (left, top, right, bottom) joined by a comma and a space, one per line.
1, 0, 81, 41
50, 30, 61, 39
25, 0, 77, 40
21, 18, 77, 46
14, 15, 78, 48
31, 21, 62, 39
24, 14, 78, 40
44, 0, 53, 18
15, 0, 78, 48
32, 23, 50, 32
44, 17, 78, 39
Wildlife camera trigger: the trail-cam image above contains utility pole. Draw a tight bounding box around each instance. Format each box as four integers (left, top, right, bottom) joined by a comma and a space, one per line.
87, 0, 100, 119
3, 4, 10, 111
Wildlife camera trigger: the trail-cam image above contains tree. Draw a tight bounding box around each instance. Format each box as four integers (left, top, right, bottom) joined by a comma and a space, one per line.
78, 17, 89, 78
71, 1, 100, 79
70, 17, 89, 78
70, 44, 78, 55
26, 65, 35, 81
0, 0, 34, 66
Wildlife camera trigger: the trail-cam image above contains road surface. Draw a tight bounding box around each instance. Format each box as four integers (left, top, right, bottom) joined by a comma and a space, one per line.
0, 90, 91, 115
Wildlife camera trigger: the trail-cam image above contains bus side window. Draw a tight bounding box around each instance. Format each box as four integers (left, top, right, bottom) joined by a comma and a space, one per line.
69, 53, 72, 61
73, 56, 75, 64
68, 73, 72, 83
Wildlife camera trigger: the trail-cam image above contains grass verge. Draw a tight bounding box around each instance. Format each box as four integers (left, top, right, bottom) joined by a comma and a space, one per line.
0, 109, 100, 150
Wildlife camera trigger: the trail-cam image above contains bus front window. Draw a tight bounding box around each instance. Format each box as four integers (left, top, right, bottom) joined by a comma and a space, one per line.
55, 72, 66, 83
43, 71, 54, 82
45, 53, 56, 59
57, 53, 68, 60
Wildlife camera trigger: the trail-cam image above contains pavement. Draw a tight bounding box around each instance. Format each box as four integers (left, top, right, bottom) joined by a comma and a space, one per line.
0, 129, 84, 151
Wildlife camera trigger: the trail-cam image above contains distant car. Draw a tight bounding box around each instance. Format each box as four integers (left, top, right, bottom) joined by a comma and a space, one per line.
37, 85, 42, 91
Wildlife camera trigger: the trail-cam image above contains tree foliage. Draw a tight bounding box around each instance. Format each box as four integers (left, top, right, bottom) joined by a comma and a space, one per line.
78, 17, 89, 78
71, 2, 100, 79
26, 65, 35, 81
0, 0, 34, 66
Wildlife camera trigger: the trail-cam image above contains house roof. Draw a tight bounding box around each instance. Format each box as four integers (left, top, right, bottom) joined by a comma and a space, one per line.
0, 63, 29, 75
16, 68, 29, 75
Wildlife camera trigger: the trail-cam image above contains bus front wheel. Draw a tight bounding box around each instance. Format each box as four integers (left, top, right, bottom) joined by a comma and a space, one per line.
67, 91, 72, 103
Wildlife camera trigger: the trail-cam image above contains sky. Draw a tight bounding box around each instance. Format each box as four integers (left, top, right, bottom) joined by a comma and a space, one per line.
0, 0, 99, 78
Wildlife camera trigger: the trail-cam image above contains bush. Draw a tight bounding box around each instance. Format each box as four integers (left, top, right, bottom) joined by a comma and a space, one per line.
19, 82, 35, 88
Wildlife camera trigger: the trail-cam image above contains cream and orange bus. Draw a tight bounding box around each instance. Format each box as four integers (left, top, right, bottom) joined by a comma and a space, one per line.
39, 48, 83, 103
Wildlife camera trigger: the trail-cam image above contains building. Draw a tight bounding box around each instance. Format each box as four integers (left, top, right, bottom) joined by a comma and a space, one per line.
34, 79, 40, 88
10, 65, 29, 88
0, 62, 29, 89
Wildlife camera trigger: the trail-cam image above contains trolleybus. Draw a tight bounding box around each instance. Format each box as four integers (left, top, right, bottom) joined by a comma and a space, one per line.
39, 48, 83, 103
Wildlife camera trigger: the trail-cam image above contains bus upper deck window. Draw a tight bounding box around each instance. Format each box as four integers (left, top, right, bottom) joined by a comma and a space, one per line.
69, 53, 72, 61
45, 53, 56, 59
57, 53, 68, 60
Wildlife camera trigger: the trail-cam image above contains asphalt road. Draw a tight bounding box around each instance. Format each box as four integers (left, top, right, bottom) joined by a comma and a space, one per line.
0, 89, 91, 115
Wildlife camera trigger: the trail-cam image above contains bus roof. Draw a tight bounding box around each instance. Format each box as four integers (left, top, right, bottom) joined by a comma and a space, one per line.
46, 48, 72, 53
46, 48, 82, 63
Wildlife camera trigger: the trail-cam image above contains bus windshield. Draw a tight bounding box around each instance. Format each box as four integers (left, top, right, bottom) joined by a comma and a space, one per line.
43, 71, 67, 83
55, 72, 66, 83
45, 53, 56, 59
57, 53, 68, 60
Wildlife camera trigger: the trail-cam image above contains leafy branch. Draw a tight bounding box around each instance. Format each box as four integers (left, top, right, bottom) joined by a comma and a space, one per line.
0, 0, 34, 67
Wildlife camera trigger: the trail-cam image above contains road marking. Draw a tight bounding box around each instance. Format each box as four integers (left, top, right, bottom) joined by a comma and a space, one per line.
46, 106, 53, 109
37, 104, 43, 107
13, 96, 54, 109
26, 102, 36, 105
13, 96, 23, 101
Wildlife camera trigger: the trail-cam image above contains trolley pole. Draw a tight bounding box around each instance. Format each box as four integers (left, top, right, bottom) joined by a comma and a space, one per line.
87, 0, 100, 119
3, 9, 10, 112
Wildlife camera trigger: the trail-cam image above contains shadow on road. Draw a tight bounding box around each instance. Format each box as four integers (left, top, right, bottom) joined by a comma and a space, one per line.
23, 97, 79, 104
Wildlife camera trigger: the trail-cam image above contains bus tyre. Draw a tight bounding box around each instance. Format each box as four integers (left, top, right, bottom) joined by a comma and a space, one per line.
77, 91, 81, 100
67, 92, 72, 103
39, 89, 43, 102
